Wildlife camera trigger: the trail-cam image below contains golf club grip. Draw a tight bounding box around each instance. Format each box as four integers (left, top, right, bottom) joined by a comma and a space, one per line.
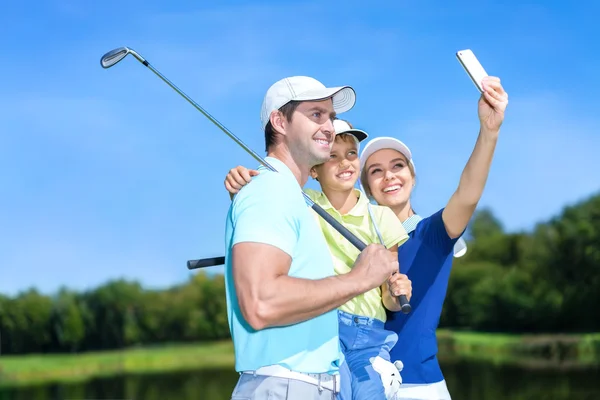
311, 202, 412, 313
187, 256, 225, 270
310, 203, 367, 251
399, 295, 411, 314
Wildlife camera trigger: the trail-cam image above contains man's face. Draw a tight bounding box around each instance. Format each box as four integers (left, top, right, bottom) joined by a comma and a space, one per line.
282, 99, 336, 167
311, 134, 360, 192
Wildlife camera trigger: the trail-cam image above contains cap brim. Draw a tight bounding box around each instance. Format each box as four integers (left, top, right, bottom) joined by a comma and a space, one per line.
337, 128, 368, 142
294, 86, 356, 115
359, 137, 414, 172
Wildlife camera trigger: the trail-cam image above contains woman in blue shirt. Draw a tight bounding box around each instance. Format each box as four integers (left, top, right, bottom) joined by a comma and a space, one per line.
358, 76, 508, 399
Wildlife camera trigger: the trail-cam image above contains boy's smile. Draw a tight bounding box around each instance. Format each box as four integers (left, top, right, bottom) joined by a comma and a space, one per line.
311, 133, 361, 192
336, 169, 355, 181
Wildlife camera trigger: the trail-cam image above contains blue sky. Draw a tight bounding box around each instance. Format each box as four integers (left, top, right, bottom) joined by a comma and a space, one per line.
1, 0, 599, 296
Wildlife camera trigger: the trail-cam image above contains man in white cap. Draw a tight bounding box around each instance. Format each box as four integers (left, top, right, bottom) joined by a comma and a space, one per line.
223, 76, 400, 400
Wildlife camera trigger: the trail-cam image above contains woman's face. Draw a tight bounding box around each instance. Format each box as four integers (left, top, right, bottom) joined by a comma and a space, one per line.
364, 148, 414, 209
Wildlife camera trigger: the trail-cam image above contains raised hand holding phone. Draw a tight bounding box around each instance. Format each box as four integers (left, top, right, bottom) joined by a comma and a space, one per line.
456, 49, 508, 132
456, 49, 488, 93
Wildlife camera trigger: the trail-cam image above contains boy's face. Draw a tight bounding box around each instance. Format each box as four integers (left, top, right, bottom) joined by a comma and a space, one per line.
310, 134, 360, 192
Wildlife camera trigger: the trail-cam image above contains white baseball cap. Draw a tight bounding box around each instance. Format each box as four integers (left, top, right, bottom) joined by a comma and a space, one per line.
359, 136, 416, 174
260, 76, 356, 131
333, 119, 368, 142
359, 136, 468, 258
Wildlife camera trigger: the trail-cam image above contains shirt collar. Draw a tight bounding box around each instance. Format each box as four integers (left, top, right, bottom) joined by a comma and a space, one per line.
311, 188, 370, 217
258, 156, 300, 184
402, 214, 424, 234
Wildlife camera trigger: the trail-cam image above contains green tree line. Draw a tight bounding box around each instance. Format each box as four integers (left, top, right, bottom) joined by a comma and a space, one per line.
0, 273, 229, 355
442, 192, 600, 332
1, 193, 599, 355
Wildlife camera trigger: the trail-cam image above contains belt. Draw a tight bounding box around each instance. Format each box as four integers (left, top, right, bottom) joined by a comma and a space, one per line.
242, 365, 340, 393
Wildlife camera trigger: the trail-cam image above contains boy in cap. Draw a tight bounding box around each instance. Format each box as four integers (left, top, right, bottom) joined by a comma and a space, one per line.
224, 76, 401, 400
225, 117, 412, 400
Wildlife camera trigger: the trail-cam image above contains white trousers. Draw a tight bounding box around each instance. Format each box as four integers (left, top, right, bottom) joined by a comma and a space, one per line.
394, 379, 451, 400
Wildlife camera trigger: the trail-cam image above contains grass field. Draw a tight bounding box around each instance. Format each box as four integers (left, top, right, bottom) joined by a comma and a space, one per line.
436, 330, 600, 369
1, 331, 599, 388
0, 341, 235, 388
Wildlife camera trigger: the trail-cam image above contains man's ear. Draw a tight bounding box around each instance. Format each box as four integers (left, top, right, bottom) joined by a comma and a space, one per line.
270, 110, 286, 136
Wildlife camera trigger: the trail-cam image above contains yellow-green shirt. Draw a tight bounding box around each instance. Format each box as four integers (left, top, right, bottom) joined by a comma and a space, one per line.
304, 188, 409, 322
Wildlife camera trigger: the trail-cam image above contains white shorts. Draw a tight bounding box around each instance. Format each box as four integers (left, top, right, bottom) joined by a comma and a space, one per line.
395, 379, 451, 400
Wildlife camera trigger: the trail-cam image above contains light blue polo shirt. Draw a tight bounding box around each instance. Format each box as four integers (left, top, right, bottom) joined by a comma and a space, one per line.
224, 156, 342, 375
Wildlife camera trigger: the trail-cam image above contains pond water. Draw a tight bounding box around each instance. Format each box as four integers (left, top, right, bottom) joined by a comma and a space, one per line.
1, 359, 599, 400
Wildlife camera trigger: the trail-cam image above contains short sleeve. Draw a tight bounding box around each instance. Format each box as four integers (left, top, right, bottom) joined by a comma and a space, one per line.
231, 174, 299, 257
373, 205, 409, 249
414, 208, 464, 256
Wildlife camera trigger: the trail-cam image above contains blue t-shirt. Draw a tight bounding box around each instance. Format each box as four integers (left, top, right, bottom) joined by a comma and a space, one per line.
385, 208, 463, 384
224, 156, 342, 374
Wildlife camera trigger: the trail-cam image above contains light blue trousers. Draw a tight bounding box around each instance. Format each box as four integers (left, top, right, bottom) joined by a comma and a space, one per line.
337, 310, 399, 400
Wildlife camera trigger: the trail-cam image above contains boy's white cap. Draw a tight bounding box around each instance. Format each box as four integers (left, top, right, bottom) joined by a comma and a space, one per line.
260, 76, 356, 130
333, 119, 368, 142
359, 136, 416, 174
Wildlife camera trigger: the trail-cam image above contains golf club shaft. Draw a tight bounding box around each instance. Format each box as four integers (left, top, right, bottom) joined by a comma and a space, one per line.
106, 48, 409, 313
134, 53, 368, 251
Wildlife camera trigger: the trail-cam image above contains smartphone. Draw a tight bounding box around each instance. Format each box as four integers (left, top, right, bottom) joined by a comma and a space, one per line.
456, 49, 488, 93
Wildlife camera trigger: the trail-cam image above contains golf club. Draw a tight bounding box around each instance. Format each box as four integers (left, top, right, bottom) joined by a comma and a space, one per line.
187, 256, 225, 270
100, 46, 411, 314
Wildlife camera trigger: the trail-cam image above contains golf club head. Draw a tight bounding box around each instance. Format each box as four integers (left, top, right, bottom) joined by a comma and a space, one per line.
100, 47, 131, 68
101, 47, 147, 69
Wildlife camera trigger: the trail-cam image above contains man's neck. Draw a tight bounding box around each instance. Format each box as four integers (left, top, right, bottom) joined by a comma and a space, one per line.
321, 186, 359, 215
392, 202, 414, 223
267, 148, 309, 187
